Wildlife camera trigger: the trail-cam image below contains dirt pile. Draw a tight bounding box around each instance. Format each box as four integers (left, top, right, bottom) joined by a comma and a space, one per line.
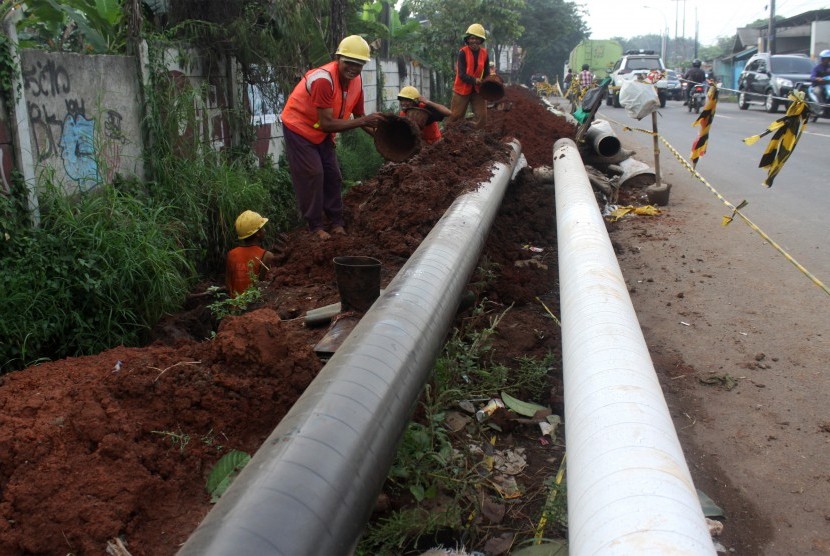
0, 85, 575, 555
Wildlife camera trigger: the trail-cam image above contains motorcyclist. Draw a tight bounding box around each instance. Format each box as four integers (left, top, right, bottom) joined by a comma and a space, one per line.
682, 59, 707, 105
810, 49, 830, 105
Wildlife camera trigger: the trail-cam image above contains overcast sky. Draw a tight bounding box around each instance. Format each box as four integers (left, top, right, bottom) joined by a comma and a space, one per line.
577, 0, 829, 46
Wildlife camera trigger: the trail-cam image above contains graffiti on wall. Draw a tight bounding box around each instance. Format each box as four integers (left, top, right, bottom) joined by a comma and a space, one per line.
23, 58, 127, 192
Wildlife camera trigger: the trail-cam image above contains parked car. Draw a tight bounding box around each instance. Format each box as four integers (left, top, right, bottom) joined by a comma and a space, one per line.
607, 50, 669, 108
737, 53, 814, 113
666, 70, 682, 100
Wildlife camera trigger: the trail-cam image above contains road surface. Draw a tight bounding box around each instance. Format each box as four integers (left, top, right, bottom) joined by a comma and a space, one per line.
597, 98, 830, 555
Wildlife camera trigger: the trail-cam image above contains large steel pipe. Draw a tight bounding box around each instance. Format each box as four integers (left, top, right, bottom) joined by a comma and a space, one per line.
179, 141, 523, 556
585, 118, 622, 158
553, 138, 715, 555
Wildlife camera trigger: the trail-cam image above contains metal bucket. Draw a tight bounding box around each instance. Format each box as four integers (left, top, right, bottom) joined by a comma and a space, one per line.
333, 256, 381, 313
373, 115, 422, 162
479, 75, 505, 101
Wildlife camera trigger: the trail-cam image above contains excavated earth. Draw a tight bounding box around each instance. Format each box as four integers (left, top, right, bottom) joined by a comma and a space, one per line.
0, 86, 580, 555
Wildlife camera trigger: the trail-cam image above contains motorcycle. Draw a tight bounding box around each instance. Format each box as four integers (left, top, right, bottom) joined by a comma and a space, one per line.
803, 81, 830, 122
687, 83, 706, 114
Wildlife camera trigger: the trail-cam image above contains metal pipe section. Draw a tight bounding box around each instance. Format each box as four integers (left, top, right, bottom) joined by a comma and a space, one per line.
179, 141, 523, 556
553, 138, 716, 555
585, 118, 622, 158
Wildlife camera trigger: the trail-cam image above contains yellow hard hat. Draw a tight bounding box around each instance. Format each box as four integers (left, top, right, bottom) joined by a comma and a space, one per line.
398, 86, 420, 101
465, 23, 486, 40
235, 210, 268, 240
335, 35, 371, 64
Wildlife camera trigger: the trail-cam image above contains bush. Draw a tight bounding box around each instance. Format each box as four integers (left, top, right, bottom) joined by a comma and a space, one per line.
337, 128, 385, 187
0, 185, 192, 372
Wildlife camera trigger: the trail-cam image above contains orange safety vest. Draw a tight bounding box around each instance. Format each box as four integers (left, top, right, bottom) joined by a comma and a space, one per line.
453, 46, 488, 96
399, 102, 442, 144
226, 245, 267, 296
281, 61, 363, 144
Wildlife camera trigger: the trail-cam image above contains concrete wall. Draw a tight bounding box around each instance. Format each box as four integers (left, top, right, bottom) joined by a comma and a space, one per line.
2, 48, 431, 198
21, 50, 144, 194
811, 21, 830, 57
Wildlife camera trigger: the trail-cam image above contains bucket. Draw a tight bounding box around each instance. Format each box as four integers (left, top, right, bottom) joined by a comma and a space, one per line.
404, 106, 430, 129
333, 256, 381, 313
479, 75, 505, 102
373, 115, 422, 162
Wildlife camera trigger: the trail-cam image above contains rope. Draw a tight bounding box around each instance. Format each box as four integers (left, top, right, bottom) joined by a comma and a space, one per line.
600, 114, 830, 298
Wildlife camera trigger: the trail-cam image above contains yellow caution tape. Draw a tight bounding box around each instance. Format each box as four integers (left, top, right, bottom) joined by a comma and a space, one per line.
605, 116, 830, 297
690, 82, 719, 167
742, 91, 810, 188
534, 453, 567, 543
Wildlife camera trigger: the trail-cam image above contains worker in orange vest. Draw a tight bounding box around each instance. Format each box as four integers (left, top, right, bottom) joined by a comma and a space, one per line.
225, 210, 284, 297
448, 23, 490, 129
397, 86, 451, 145
281, 35, 386, 240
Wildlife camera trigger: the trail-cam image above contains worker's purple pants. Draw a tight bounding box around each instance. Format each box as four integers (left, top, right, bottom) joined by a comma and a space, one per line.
282, 126, 344, 232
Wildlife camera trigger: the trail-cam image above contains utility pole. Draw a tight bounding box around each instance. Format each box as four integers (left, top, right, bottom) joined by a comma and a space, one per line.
671, 0, 680, 65
768, 0, 777, 54
694, 7, 698, 59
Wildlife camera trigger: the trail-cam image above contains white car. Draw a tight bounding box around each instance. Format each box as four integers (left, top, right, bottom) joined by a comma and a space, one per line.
608, 50, 668, 108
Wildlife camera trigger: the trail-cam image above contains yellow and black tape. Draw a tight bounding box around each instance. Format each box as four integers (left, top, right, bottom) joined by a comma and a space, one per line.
602, 115, 830, 297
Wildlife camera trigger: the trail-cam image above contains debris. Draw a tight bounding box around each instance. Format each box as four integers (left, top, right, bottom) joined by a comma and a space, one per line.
476, 398, 505, 422
481, 496, 507, 524
483, 533, 514, 555
698, 373, 738, 391
444, 411, 471, 433
706, 518, 725, 537
697, 489, 725, 518
488, 475, 522, 499
458, 400, 477, 414
514, 258, 548, 270
606, 204, 661, 222
680, 321, 691, 326
493, 447, 527, 475
522, 244, 544, 253
106, 538, 133, 556
500, 392, 548, 418
112, 360, 123, 373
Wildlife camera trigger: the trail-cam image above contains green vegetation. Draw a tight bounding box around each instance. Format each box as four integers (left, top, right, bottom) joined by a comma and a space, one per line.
207, 284, 263, 321
357, 301, 560, 554
0, 184, 192, 370
206, 450, 252, 503
337, 129, 385, 187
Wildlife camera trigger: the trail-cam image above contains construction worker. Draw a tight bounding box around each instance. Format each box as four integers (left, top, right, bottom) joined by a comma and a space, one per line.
397, 86, 451, 145
448, 23, 490, 129
281, 35, 386, 240
225, 210, 282, 297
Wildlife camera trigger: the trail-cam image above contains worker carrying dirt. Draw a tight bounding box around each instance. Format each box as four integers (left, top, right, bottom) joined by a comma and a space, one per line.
281, 35, 387, 240
225, 210, 284, 297
397, 86, 451, 145
448, 23, 490, 129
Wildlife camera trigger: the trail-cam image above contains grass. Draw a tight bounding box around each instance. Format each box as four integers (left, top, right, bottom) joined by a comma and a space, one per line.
356, 297, 562, 555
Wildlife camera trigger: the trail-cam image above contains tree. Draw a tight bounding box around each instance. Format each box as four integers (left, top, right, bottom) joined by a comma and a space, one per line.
406, 0, 524, 92
517, 0, 588, 85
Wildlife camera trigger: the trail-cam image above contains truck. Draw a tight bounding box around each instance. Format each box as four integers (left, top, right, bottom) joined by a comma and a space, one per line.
566, 40, 623, 79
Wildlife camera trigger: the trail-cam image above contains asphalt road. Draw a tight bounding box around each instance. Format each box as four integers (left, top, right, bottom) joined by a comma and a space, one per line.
598, 98, 830, 281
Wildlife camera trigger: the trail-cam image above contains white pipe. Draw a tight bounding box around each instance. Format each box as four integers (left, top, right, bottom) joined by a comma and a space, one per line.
179, 142, 524, 556
553, 138, 716, 555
